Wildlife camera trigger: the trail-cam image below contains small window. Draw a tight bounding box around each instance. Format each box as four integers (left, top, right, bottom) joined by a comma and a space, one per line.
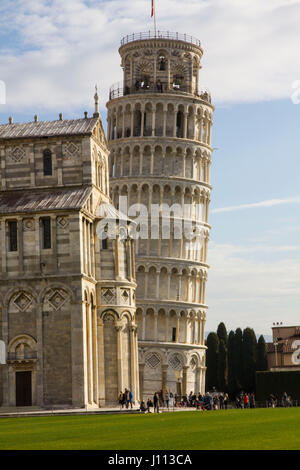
102, 236, 108, 250
101, 228, 108, 250
41, 218, 51, 249
8, 221, 18, 252
43, 149, 52, 176
172, 328, 177, 342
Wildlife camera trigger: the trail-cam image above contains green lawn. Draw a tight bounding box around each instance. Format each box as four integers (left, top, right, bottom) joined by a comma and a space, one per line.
0, 408, 299, 450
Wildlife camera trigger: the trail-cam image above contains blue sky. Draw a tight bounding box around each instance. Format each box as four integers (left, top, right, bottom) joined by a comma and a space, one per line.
0, 0, 300, 335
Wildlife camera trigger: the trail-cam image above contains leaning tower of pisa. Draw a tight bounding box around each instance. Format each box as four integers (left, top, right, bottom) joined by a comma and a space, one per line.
107, 31, 214, 401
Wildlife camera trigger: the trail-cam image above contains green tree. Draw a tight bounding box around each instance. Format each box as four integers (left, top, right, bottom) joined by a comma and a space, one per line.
234, 328, 243, 391
242, 328, 257, 392
227, 330, 238, 396
217, 322, 228, 346
217, 339, 227, 391
206, 332, 219, 391
256, 335, 268, 371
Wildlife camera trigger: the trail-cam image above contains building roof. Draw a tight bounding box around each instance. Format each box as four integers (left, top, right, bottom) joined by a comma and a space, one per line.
0, 186, 92, 214
97, 202, 133, 223
0, 117, 98, 140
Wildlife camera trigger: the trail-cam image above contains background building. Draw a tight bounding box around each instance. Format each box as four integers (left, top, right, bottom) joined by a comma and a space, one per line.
267, 325, 300, 370
107, 31, 214, 400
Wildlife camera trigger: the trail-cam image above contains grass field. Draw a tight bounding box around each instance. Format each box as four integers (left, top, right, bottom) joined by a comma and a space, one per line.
0, 408, 299, 450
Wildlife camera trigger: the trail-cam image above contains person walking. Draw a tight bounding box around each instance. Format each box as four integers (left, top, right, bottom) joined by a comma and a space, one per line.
243, 393, 249, 409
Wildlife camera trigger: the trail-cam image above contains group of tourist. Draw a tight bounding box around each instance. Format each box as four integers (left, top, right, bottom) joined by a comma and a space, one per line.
118, 389, 134, 409
234, 392, 256, 409
267, 392, 293, 408
139, 390, 233, 413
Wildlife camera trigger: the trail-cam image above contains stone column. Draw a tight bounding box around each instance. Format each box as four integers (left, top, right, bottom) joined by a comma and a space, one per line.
122, 110, 125, 138
130, 110, 134, 137
142, 312, 146, 340
196, 367, 201, 394
141, 109, 145, 137
139, 363, 145, 401
152, 109, 156, 137
163, 110, 167, 137
92, 306, 98, 405
176, 315, 180, 343
183, 112, 188, 139
115, 323, 123, 393
182, 366, 189, 396
162, 365, 168, 394
130, 325, 138, 401
173, 108, 177, 137
154, 312, 158, 342
97, 317, 105, 406
165, 313, 169, 342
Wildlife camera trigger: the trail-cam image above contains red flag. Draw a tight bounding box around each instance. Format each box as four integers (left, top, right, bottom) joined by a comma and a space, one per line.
151, 0, 154, 17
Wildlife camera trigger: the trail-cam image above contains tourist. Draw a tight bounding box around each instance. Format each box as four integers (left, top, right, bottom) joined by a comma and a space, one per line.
169, 392, 174, 408
153, 392, 159, 413
219, 393, 224, 410
224, 393, 229, 410
124, 388, 129, 409
250, 392, 256, 409
139, 401, 147, 413
118, 391, 124, 409
147, 398, 153, 412
165, 390, 170, 409
282, 392, 288, 407
213, 395, 219, 410
129, 390, 133, 409
243, 394, 249, 409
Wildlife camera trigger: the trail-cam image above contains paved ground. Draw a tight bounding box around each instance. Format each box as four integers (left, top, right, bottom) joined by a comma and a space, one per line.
0, 405, 197, 418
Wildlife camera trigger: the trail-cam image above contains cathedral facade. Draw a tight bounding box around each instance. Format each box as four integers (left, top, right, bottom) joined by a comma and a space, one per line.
0, 101, 139, 408
0, 31, 213, 408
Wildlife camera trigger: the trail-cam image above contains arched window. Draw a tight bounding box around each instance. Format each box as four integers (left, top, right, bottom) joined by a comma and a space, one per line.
176, 111, 184, 138
173, 75, 184, 90
158, 56, 166, 71
43, 149, 52, 176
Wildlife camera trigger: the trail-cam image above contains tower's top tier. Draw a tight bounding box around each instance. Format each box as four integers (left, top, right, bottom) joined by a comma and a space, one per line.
109, 31, 210, 102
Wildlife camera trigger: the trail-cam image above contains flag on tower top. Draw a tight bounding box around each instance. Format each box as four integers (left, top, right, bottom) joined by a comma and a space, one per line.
151, 0, 154, 18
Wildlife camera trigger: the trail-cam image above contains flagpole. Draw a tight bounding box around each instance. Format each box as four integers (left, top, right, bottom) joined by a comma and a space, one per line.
153, 0, 157, 37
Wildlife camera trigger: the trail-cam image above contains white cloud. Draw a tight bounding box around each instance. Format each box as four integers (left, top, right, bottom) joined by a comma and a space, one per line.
206, 241, 300, 334
212, 197, 300, 214
0, 0, 300, 113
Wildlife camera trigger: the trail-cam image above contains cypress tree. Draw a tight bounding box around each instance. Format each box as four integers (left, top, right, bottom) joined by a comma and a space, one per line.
206, 332, 219, 391
227, 330, 238, 396
217, 339, 227, 391
217, 322, 228, 345
242, 327, 257, 392
234, 328, 243, 391
256, 335, 268, 371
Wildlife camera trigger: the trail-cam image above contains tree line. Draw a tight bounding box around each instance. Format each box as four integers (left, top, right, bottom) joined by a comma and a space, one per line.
206, 323, 268, 397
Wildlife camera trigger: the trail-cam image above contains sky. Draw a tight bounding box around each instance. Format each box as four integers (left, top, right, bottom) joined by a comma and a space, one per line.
0, 0, 300, 336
